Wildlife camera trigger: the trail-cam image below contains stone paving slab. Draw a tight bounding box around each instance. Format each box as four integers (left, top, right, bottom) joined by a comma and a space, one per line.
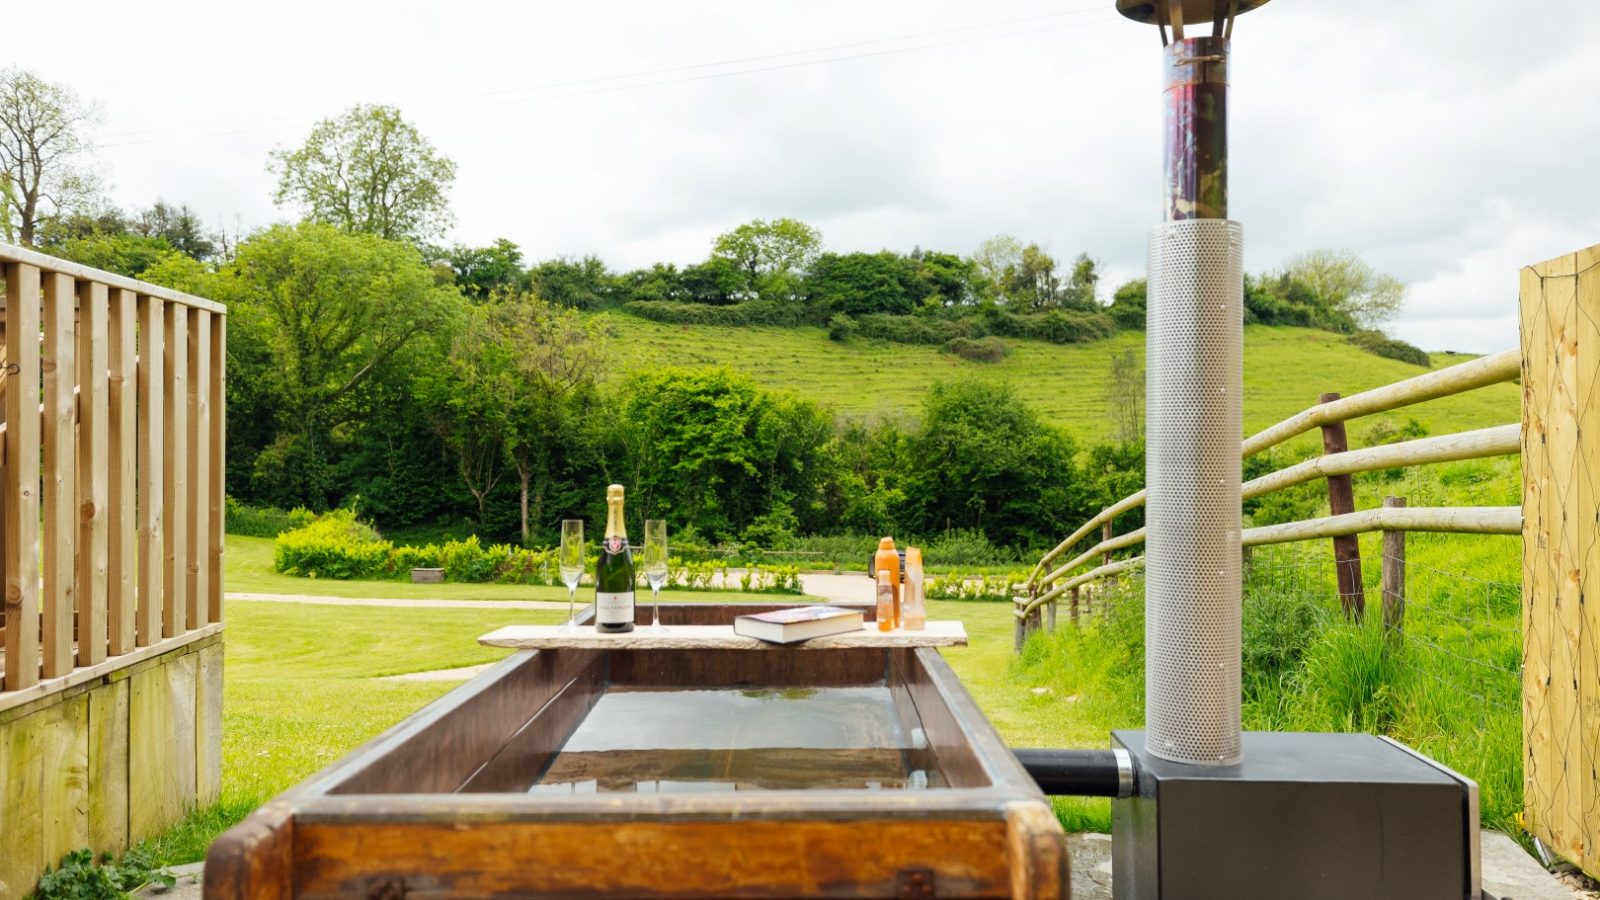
1482, 832, 1585, 900
1065, 830, 1579, 900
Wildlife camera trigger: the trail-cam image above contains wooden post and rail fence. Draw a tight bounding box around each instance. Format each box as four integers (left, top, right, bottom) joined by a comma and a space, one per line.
0, 244, 227, 899
1014, 346, 1524, 644
1014, 240, 1600, 881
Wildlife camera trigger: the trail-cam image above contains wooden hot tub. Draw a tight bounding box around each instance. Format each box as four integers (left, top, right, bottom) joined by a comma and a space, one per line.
204, 603, 1066, 898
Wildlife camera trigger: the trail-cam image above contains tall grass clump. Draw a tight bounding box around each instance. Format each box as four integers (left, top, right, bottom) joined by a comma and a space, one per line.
1021, 533, 1524, 838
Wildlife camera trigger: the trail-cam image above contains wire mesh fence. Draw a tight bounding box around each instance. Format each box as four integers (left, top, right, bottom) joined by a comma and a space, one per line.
1051, 543, 1522, 722
1036, 540, 1526, 830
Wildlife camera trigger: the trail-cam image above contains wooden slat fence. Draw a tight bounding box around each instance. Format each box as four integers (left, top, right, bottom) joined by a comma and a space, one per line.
1016, 348, 1524, 630
0, 243, 226, 706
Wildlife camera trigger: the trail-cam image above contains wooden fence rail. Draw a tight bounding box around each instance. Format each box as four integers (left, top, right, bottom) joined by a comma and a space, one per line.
0, 243, 226, 704
1017, 347, 1523, 630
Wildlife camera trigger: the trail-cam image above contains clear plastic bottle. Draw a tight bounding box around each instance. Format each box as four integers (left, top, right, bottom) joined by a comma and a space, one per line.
902, 546, 927, 631
875, 569, 895, 632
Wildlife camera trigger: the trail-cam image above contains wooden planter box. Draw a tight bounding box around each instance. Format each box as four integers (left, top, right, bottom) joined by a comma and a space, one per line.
409, 568, 444, 584
205, 603, 1065, 898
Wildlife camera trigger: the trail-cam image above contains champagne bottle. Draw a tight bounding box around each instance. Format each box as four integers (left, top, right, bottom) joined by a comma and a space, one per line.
594, 484, 636, 633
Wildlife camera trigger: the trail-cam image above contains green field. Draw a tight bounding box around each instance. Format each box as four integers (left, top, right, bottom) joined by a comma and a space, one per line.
608, 316, 1519, 445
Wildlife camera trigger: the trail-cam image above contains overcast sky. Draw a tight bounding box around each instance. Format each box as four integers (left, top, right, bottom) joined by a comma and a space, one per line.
12, 0, 1600, 352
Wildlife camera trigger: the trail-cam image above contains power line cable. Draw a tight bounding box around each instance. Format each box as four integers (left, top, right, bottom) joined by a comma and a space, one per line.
98, 7, 1115, 148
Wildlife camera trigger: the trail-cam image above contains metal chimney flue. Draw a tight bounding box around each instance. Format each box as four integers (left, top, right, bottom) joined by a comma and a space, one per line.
1136, 0, 1245, 766
1094, 6, 1485, 897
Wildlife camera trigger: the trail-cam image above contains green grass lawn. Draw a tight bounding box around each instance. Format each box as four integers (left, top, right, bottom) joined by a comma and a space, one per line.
607, 317, 1519, 446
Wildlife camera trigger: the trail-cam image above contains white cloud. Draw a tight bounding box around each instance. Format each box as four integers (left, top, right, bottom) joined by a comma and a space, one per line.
10, 0, 1598, 352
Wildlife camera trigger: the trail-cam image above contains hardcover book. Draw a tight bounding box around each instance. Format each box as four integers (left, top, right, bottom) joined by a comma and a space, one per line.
732, 606, 866, 644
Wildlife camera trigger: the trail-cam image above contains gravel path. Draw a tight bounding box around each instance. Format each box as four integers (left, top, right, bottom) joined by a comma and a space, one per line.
225, 591, 569, 610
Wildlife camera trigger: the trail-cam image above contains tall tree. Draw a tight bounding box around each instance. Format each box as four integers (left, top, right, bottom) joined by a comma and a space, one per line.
1012, 243, 1061, 310
437, 238, 528, 300
807, 251, 916, 316
528, 255, 614, 308
711, 218, 822, 301
1281, 249, 1407, 330
132, 200, 216, 260
0, 68, 102, 245
269, 104, 456, 243
968, 234, 1023, 304
500, 300, 607, 541
1061, 253, 1101, 310
223, 222, 459, 507
1104, 348, 1144, 446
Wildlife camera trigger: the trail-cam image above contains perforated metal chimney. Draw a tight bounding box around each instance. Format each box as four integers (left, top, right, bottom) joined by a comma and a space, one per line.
1127, 0, 1251, 766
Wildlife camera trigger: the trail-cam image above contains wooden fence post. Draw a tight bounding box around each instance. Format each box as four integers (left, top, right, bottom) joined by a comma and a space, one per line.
1014, 611, 1026, 652
1318, 392, 1365, 619
1070, 586, 1081, 626
1520, 243, 1600, 875
1381, 496, 1406, 633
1046, 599, 1057, 631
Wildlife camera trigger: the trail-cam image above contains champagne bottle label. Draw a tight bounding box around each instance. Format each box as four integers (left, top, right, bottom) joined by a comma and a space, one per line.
595, 591, 635, 624
603, 536, 627, 554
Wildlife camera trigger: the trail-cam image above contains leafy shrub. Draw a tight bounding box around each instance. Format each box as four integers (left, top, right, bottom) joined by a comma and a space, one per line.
984, 308, 1117, 344
827, 312, 857, 341
225, 497, 314, 538
620, 300, 810, 328
1362, 417, 1429, 479
1349, 329, 1431, 367
1362, 416, 1428, 446
740, 508, 799, 550
387, 543, 444, 572
923, 529, 1019, 566
942, 336, 1010, 362
1107, 279, 1147, 330
439, 536, 499, 582
1241, 578, 1328, 688
33, 847, 174, 900
273, 514, 802, 593
853, 313, 980, 345
274, 509, 391, 579
925, 569, 1024, 602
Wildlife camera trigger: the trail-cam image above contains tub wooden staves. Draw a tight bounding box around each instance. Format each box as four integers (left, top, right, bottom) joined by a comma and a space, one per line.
204, 603, 1067, 899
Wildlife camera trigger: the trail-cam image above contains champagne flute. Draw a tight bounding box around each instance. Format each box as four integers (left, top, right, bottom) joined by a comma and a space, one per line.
559, 519, 585, 631
643, 519, 668, 633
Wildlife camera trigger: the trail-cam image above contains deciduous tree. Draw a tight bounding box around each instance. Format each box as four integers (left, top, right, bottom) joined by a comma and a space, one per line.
223, 222, 459, 506
0, 68, 102, 245
270, 104, 457, 243
1281, 249, 1406, 330
711, 218, 822, 301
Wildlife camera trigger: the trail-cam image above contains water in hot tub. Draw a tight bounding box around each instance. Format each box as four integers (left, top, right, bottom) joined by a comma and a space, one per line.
528, 687, 946, 793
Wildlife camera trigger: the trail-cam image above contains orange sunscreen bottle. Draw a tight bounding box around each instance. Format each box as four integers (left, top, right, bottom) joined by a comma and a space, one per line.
874, 537, 900, 628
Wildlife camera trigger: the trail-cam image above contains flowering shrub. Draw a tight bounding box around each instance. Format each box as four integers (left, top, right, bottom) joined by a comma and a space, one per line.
271, 514, 801, 593
273, 509, 390, 579
925, 569, 1026, 603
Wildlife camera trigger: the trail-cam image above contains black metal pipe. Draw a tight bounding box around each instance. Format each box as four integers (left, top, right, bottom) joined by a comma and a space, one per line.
1012, 748, 1136, 798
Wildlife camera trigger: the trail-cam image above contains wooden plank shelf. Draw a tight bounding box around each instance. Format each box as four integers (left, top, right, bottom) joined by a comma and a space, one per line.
479, 621, 967, 651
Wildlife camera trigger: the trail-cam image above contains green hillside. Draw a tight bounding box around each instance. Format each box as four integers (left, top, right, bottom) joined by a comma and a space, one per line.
607, 316, 1519, 446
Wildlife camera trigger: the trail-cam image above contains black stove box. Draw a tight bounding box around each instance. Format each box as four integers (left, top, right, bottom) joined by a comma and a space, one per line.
1112, 730, 1480, 900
